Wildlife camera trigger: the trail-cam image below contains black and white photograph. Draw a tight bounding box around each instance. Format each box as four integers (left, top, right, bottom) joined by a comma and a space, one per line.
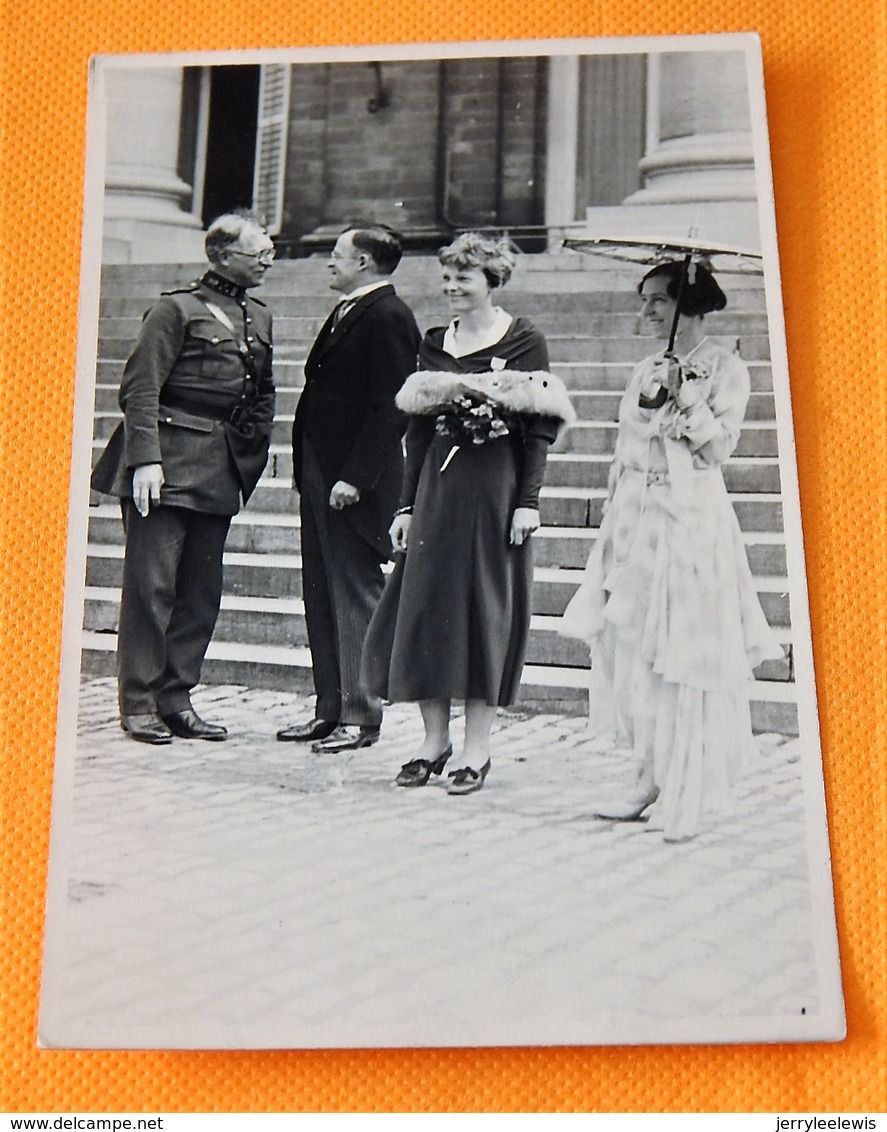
39, 32, 845, 1049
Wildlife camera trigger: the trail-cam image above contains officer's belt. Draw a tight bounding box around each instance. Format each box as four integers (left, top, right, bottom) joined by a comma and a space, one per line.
159, 391, 250, 423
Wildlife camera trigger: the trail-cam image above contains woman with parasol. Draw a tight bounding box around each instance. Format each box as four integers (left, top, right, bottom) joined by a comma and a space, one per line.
561, 256, 784, 841
361, 232, 574, 794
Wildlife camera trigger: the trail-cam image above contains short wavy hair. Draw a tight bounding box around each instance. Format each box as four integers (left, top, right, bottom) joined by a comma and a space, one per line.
205, 210, 268, 264
438, 232, 517, 289
638, 260, 727, 317
344, 223, 404, 275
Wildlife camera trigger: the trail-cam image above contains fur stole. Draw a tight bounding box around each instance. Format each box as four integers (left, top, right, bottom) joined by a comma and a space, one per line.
396, 368, 576, 425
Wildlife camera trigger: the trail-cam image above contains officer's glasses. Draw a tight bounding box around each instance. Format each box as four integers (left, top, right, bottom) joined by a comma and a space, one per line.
231, 248, 276, 264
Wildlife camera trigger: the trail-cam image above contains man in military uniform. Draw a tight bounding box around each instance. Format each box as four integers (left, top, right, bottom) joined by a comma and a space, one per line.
91, 211, 276, 744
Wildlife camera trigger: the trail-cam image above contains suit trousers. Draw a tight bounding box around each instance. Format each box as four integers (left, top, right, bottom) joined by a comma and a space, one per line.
117, 500, 231, 716
299, 446, 386, 728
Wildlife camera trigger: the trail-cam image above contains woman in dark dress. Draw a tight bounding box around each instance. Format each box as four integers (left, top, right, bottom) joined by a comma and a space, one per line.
361, 233, 575, 794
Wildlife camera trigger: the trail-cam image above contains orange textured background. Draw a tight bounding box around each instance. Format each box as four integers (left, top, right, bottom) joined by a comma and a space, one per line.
1, 0, 885, 1114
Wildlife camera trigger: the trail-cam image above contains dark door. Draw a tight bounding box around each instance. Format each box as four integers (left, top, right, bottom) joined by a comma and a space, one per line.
201, 65, 261, 226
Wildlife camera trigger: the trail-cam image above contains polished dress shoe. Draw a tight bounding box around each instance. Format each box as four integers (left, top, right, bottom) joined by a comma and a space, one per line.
312, 725, 380, 753
276, 717, 338, 743
121, 713, 173, 745
160, 708, 228, 741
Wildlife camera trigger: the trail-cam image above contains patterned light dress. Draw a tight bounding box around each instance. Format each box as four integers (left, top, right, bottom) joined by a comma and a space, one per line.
561, 338, 784, 839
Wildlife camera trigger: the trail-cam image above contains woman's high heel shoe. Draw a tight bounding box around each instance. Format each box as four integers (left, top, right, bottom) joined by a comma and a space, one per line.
590, 788, 659, 821
446, 758, 491, 796
395, 744, 453, 787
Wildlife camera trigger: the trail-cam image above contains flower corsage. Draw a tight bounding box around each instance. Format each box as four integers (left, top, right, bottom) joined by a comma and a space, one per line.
665, 356, 716, 439
434, 392, 518, 448
396, 364, 576, 474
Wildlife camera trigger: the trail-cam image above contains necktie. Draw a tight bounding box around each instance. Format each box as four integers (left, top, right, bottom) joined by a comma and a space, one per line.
331, 300, 352, 329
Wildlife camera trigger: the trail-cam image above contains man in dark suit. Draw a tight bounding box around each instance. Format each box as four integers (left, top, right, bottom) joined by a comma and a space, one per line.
91, 211, 276, 744
277, 224, 421, 752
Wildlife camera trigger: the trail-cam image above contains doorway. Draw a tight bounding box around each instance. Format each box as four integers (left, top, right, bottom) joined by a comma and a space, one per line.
200, 66, 261, 226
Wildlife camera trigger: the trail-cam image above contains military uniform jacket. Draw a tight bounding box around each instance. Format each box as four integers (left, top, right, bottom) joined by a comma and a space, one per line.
91, 272, 275, 516
292, 283, 421, 556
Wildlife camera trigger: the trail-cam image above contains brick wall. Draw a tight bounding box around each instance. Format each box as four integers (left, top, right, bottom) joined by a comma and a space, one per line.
280, 57, 546, 246
499, 57, 547, 228
282, 64, 328, 237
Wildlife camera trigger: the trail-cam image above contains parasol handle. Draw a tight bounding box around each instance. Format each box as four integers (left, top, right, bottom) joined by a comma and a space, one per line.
638, 252, 690, 410
666, 252, 692, 354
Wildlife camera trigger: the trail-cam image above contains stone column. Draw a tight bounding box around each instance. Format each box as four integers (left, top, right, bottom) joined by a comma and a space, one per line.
543, 56, 580, 249
629, 51, 756, 205
582, 50, 761, 250
102, 66, 206, 264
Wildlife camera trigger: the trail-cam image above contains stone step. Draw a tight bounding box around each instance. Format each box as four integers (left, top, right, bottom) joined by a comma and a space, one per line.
543, 453, 781, 493
92, 329, 770, 368
86, 504, 789, 575
567, 389, 775, 422
97, 309, 772, 351
87, 505, 308, 552
82, 586, 794, 683
94, 355, 777, 394
108, 250, 765, 277
535, 487, 784, 532
98, 315, 328, 351
510, 661, 799, 733
529, 566, 792, 622
526, 525, 787, 574
221, 479, 786, 532
83, 587, 309, 645
90, 423, 783, 493
551, 362, 773, 393
96, 290, 658, 319
543, 332, 760, 363
100, 254, 767, 287
79, 629, 798, 733
550, 361, 774, 393
95, 317, 772, 363
90, 358, 775, 414
84, 544, 792, 626
97, 338, 316, 366
85, 543, 305, 599
522, 615, 793, 681
96, 268, 767, 308
82, 629, 314, 698
559, 419, 778, 456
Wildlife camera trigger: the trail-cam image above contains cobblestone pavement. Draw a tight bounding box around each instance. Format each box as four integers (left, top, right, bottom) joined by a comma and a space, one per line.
38, 677, 833, 1050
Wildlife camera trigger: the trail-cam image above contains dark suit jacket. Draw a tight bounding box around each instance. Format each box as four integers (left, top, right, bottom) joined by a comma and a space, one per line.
292, 283, 421, 555
91, 277, 275, 516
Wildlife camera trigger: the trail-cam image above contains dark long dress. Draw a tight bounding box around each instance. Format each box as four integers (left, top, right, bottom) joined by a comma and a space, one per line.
361, 316, 558, 706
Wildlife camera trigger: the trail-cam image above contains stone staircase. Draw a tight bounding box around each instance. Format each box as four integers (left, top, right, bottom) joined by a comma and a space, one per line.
82, 252, 797, 732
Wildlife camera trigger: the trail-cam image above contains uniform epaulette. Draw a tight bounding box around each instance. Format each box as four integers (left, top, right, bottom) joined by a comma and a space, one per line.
160, 279, 202, 297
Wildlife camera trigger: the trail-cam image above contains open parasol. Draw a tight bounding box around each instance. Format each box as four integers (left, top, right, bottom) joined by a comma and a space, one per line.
564, 233, 764, 357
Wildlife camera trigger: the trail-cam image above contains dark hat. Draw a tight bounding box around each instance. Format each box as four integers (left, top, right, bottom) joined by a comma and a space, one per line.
638, 259, 727, 317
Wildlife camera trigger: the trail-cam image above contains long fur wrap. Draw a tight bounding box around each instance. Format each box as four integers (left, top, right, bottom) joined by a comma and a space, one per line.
395, 368, 576, 426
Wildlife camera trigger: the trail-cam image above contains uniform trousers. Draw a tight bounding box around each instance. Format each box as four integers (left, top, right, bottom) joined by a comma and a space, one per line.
299, 446, 386, 728
117, 500, 231, 716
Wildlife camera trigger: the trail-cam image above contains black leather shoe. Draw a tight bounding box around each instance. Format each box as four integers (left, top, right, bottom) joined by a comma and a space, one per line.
121, 713, 173, 745
312, 725, 381, 753
160, 708, 228, 741
276, 717, 338, 742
